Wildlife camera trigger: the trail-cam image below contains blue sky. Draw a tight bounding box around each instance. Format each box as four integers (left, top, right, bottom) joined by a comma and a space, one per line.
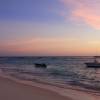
0, 0, 63, 22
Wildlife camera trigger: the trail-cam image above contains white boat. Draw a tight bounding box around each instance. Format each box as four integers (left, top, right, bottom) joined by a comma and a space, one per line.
85, 56, 100, 68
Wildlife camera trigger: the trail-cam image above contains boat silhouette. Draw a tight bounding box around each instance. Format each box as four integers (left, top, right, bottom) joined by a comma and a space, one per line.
85, 56, 100, 68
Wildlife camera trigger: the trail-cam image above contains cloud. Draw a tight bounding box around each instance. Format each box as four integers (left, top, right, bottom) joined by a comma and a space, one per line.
59, 0, 100, 30
0, 37, 85, 56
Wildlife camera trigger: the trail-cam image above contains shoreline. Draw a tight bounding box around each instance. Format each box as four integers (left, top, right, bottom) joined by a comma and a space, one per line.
0, 76, 72, 100
0, 73, 100, 100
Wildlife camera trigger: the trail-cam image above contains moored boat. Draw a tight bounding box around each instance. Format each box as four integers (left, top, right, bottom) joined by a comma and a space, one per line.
34, 63, 47, 68
85, 56, 100, 68
85, 62, 100, 68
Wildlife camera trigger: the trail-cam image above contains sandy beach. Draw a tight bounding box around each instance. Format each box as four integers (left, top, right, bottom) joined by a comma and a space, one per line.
0, 74, 100, 100
0, 76, 72, 100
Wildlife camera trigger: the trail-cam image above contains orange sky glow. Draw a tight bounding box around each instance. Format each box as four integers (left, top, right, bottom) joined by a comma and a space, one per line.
0, 38, 100, 56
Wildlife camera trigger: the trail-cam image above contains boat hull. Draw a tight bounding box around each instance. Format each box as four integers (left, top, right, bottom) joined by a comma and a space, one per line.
34, 63, 47, 68
85, 63, 100, 68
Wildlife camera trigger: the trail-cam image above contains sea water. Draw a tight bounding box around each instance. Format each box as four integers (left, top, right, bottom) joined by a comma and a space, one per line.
0, 56, 100, 92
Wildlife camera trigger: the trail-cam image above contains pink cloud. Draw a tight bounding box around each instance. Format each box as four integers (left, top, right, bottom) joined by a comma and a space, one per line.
60, 0, 100, 29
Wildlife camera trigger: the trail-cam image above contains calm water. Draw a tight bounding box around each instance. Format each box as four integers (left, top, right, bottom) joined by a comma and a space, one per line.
0, 56, 100, 92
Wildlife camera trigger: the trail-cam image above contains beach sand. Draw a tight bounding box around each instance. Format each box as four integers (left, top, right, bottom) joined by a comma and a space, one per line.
0, 76, 72, 100
0, 74, 100, 100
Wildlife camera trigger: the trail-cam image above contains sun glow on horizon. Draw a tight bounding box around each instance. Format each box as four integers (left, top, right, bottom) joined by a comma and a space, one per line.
0, 37, 100, 56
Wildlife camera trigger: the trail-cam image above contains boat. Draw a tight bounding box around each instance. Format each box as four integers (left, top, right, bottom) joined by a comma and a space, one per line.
85, 56, 100, 68
34, 63, 47, 68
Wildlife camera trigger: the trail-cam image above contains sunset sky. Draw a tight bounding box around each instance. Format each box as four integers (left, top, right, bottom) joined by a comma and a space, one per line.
0, 0, 100, 56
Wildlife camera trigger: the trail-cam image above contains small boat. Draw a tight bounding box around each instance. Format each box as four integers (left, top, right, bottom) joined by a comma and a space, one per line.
85, 56, 100, 68
34, 63, 47, 68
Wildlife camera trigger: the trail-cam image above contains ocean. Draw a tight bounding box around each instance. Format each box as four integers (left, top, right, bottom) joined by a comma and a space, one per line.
0, 56, 100, 93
